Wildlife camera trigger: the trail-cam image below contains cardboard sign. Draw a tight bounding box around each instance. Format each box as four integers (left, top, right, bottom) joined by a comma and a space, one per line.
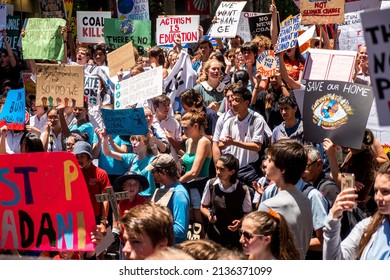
256, 50, 279, 78
237, 12, 260, 43
156, 15, 200, 45
84, 75, 101, 107
0, 16, 21, 54
107, 41, 136, 77
0, 88, 25, 130
275, 14, 300, 54
209, 1, 247, 38
22, 18, 66, 60
0, 152, 96, 251
101, 108, 148, 136
104, 18, 151, 56
114, 66, 163, 109
248, 13, 272, 40
36, 64, 84, 107
21, 71, 36, 95
302, 49, 357, 82
77, 11, 111, 44
38, 0, 67, 20
301, 0, 345, 25
303, 80, 374, 149
361, 8, 390, 126
117, 0, 150, 21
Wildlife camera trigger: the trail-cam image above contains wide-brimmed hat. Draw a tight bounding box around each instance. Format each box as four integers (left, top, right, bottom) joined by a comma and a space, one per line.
113, 171, 149, 192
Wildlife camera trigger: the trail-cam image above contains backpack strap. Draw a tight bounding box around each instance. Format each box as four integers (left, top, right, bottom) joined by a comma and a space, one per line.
151, 188, 174, 206
302, 183, 330, 213
208, 178, 218, 209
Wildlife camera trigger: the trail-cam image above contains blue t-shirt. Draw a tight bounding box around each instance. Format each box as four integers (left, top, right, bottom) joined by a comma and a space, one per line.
95, 135, 129, 175
69, 122, 95, 145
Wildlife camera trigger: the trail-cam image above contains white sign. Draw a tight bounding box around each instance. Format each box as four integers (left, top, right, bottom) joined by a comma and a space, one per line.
209, 1, 247, 38
117, 0, 149, 21
275, 14, 300, 54
77, 11, 111, 44
156, 15, 199, 45
361, 8, 390, 126
302, 48, 357, 82
115, 66, 163, 109
237, 12, 261, 43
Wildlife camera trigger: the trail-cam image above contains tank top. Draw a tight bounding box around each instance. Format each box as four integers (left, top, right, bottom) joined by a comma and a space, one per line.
182, 153, 211, 178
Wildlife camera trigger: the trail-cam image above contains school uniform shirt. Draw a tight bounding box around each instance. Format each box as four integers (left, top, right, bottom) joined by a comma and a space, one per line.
194, 81, 225, 108
81, 164, 110, 218
40, 131, 63, 152
153, 116, 181, 161
30, 113, 48, 133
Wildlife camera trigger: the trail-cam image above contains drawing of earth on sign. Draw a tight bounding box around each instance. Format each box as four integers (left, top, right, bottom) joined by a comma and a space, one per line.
312, 94, 353, 130
119, 20, 135, 35
118, 0, 134, 14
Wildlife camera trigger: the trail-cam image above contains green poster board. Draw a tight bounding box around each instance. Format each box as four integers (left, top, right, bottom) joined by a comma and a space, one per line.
22, 18, 66, 60
104, 18, 151, 57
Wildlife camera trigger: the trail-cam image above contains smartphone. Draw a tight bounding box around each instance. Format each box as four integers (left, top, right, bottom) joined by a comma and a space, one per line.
341, 173, 355, 190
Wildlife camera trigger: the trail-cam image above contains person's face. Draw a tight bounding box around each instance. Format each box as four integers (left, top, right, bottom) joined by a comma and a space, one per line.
231, 93, 248, 115
261, 156, 269, 176
122, 229, 156, 260
66, 138, 76, 152
171, 53, 178, 66
144, 108, 153, 127
207, 61, 221, 81
374, 174, 390, 216
358, 46, 368, 63
269, 73, 282, 86
279, 104, 296, 121
48, 0, 57, 12
225, 90, 234, 110
130, 137, 146, 154
242, 50, 255, 65
156, 101, 170, 116
302, 158, 321, 183
47, 111, 59, 127
73, 107, 87, 121
142, 57, 150, 67
77, 49, 89, 65
286, 46, 296, 58
215, 160, 234, 181
200, 43, 211, 59
0, 52, 10, 68
76, 153, 92, 169
180, 120, 194, 138
239, 218, 269, 256
230, 38, 241, 49
181, 103, 195, 113
122, 179, 141, 198
93, 50, 106, 66
265, 156, 282, 183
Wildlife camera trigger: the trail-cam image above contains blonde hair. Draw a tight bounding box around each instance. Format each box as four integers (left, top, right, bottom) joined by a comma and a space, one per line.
197, 59, 223, 83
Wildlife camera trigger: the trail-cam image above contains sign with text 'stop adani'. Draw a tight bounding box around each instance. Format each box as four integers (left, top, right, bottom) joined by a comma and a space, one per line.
0, 152, 96, 251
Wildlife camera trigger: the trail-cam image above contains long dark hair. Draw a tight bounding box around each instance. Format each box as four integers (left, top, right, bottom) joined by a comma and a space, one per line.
20, 132, 44, 152
217, 154, 239, 184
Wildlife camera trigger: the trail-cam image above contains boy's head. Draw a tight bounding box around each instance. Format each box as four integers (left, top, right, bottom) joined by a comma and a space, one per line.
268, 139, 307, 185
278, 95, 298, 121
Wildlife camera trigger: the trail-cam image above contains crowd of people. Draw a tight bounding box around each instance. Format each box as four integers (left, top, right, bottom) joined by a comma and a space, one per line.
1, 3, 390, 260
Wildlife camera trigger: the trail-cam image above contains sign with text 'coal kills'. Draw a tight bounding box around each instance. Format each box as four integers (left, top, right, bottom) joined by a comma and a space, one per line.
77, 11, 111, 44
361, 8, 390, 126
156, 15, 199, 45
303, 80, 373, 149
36, 64, 84, 107
209, 1, 247, 38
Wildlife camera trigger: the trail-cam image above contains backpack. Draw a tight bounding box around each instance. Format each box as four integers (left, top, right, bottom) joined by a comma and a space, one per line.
301, 183, 331, 213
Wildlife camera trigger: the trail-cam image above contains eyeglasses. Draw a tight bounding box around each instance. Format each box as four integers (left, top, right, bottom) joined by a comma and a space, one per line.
48, 115, 59, 120
66, 143, 75, 147
305, 161, 317, 170
238, 229, 264, 240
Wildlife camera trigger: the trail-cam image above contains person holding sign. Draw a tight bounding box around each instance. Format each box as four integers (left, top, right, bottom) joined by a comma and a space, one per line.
323, 162, 390, 260
0, 30, 19, 86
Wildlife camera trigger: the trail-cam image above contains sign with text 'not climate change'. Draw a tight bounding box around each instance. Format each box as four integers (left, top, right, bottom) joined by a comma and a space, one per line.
22, 18, 66, 60
156, 15, 199, 45
0, 152, 96, 251
301, 0, 345, 25
209, 1, 247, 38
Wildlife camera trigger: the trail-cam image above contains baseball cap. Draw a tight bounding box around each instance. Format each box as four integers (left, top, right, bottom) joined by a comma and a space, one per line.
73, 141, 92, 158
145, 154, 176, 171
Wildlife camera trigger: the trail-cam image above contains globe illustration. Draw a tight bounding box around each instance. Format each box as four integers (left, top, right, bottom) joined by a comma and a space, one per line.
320, 99, 339, 119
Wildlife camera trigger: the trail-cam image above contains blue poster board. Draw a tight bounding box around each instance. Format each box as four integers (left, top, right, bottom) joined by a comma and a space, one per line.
0, 88, 25, 130
101, 107, 148, 136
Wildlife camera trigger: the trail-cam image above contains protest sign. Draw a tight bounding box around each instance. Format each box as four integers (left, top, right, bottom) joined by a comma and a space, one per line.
101, 108, 148, 136
21, 71, 36, 96
361, 8, 390, 126
36, 64, 84, 107
39, 0, 67, 20
117, 0, 150, 21
22, 18, 65, 60
237, 12, 259, 43
275, 14, 300, 54
64, 0, 73, 19
302, 49, 357, 82
301, 0, 344, 25
77, 11, 111, 44
298, 25, 316, 54
107, 41, 136, 78
248, 13, 272, 40
0, 16, 21, 54
256, 50, 279, 78
104, 18, 151, 56
0, 5, 6, 30
345, 0, 380, 12
84, 75, 102, 107
156, 15, 199, 45
163, 51, 197, 112
0, 88, 25, 130
303, 80, 374, 149
0, 152, 96, 251
209, 1, 247, 38
115, 66, 162, 109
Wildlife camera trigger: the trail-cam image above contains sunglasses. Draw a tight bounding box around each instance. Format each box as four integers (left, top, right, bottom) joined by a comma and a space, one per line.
238, 229, 264, 240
